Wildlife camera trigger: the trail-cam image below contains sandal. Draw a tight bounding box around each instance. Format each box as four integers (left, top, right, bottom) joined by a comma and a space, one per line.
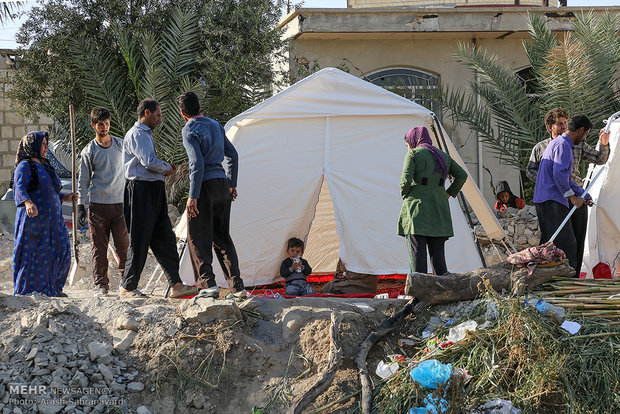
119, 289, 147, 298
169, 285, 198, 299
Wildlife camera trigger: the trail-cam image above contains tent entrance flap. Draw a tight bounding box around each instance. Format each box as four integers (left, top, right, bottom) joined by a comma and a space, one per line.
304, 178, 341, 274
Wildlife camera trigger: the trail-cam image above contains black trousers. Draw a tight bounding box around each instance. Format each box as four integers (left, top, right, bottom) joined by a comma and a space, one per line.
408, 235, 448, 275
121, 180, 181, 290
187, 178, 244, 292
535, 200, 579, 276
571, 204, 588, 278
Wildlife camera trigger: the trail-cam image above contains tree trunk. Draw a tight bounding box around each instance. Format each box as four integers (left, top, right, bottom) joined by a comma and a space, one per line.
405, 261, 574, 305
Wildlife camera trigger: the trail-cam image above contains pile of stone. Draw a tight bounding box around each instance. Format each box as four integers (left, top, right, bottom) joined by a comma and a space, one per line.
472, 205, 541, 265
0, 300, 151, 414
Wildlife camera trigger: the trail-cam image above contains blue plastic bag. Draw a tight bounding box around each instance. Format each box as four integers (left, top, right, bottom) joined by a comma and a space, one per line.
409, 359, 452, 389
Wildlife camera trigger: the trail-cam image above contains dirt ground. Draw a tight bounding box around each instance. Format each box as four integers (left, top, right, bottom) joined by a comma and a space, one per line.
0, 225, 439, 414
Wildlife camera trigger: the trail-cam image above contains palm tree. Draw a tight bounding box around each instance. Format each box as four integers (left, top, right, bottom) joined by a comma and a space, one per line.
67, 7, 205, 164
0, 1, 24, 23
437, 12, 620, 171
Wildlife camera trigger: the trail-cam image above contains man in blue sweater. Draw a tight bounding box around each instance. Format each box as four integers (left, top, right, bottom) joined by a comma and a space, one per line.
178, 92, 246, 299
533, 115, 595, 277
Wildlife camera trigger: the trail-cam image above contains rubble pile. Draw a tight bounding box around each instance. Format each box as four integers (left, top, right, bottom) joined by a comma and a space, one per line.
473, 205, 541, 264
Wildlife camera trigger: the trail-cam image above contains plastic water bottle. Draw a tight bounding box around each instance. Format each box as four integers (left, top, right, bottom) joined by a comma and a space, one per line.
535, 300, 565, 319
525, 299, 565, 319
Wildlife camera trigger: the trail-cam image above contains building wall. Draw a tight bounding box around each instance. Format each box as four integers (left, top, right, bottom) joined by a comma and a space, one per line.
287, 36, 530, 202
0, 52, 53, 194
347, 0, 558, 7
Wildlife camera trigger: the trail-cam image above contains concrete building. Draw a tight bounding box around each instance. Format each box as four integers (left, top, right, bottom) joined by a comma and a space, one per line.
279, 2, 618, 203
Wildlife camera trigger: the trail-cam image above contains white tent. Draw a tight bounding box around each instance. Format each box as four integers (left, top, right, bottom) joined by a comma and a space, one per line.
177, 68, 507, 287
583, 115, 620, 278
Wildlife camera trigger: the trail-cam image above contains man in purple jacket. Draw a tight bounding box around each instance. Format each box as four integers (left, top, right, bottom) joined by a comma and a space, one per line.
533, 115, 594, 277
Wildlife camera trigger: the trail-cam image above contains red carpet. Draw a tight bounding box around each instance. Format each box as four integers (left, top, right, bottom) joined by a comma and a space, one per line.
247, 273, 407, 299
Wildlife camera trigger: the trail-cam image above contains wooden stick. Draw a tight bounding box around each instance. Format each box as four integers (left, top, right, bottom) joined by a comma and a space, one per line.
356, 298, 417, 414
68, 104, 79, 286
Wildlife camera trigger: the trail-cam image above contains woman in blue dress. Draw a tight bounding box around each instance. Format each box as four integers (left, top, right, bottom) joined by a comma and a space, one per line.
13, 131, 76, 297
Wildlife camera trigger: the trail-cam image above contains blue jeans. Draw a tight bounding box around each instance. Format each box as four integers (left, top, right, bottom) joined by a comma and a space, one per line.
285, 280, 315, 296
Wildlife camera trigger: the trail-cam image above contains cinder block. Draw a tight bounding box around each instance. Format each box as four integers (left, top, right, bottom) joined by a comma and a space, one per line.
9, 139, 21, 152
5, 112, 23, 125
0, 140, 8, 152
1, 126, 13, 139
0, 168, 12, 182
3, 154, 15, 166
13, 126, 25, 138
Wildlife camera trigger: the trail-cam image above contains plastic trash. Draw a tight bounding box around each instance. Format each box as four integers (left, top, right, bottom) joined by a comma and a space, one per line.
398, 338, 416, 347
374, 293, 389, 299
524, 299, 565, 319
485, 301, 499, 320
561, 320, 582, 335
408, 408, 427, 414
423, 393, 449, 414
422, 316, 442, 338
375, 360, 399, 379
409, 359, 452, 389
353, 302, 374, 312
445, 320, 478, 343
478, 398, 522, 414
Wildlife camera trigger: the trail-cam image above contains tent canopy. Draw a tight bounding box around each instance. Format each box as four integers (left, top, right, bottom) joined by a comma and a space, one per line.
583, 117, 620, 278
178, 68, 507, 287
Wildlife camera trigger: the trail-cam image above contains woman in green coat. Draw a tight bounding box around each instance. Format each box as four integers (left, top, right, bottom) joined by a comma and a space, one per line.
397, 126, 467, 275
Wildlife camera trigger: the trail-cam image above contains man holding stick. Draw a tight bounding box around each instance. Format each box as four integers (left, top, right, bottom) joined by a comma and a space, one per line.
527, 108, 610, 266
533, 115, 609, 277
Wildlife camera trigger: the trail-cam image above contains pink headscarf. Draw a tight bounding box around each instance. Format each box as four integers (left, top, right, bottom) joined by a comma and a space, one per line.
405, 126, 448, 179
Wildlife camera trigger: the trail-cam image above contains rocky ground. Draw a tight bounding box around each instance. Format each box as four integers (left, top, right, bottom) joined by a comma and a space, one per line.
474, 205, 541, 266
0, 205, 539, 414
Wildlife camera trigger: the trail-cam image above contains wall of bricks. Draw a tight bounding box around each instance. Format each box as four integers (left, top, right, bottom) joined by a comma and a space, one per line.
0, 50, 53, 194
347, 0, 558, 7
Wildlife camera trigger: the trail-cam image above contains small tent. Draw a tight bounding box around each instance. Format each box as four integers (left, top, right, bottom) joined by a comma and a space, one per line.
177, 68, 507, 287
583, 115, 620, 278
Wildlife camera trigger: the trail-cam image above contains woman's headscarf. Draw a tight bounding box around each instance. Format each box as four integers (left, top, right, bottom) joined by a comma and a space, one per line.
405, 126, 448, 179
15, 131, 62, 194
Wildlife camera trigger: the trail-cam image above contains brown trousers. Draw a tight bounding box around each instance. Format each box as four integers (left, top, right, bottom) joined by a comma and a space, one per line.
88, 203, 129, 289
187, 178, 244, 292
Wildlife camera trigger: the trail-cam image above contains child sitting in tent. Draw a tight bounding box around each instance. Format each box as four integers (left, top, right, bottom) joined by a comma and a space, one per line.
280, 238, 315, 296
494, 180, 525, 213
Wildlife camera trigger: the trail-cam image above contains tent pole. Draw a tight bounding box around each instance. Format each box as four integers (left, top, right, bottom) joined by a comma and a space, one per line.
430, 114, 487, 268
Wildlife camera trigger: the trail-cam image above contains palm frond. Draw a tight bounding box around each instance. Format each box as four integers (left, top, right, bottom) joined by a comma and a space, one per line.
541, 34, 620, 131
453, 43, 541, 145
523, 13, 558, 86
160, 8, 200, 84
68, 36, 136, 137
0, 1, 25, 23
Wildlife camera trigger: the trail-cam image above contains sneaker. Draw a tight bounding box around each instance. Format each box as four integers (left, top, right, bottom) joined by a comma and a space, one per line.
196, 286, 220, 299
94, 287, 108, 297
225, 289, 248, 300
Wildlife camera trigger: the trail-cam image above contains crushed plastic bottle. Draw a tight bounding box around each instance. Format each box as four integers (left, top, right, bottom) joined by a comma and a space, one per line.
485, 301, 499, 320
375, 360, 399, 379
524, 298, 565, 319
422, 316, 442, 338
445, 320, 478, 343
